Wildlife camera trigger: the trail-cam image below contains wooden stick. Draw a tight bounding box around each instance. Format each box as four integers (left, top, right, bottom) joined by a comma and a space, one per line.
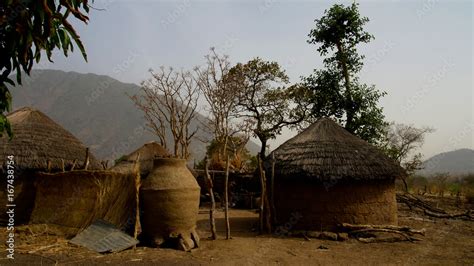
70, 159, 77, 171
224, 155, 231, 240
133, 153, 141, 249
61, 159, 65, 172
351, 228, 420, 242
204, 156, 217, 240
101, 160, 108, 170
47, 160, 52, 173
83, 148, 90, 170
340, 223, 426, 236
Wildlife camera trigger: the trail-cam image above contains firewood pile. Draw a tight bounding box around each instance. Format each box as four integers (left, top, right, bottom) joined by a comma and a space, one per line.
291, 223, 425, 243
338, 223, 425, 243
397, 193, 474, 221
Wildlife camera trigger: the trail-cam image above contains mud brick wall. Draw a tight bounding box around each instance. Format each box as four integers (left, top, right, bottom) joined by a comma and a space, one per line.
274, 179, 397, 231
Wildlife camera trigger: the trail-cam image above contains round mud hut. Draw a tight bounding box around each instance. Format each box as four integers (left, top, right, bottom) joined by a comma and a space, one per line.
268, 118, 405, 231
111, 141, 170, 177
0, 107, 100, 224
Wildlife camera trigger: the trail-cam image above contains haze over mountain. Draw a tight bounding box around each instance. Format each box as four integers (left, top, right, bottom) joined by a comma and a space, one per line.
417, 149, 474, 176
9, 69, 258, 163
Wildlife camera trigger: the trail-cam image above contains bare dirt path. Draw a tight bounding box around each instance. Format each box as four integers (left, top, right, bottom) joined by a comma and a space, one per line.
0, 204, 473, 265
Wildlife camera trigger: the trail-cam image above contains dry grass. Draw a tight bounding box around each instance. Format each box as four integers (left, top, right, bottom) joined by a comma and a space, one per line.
268, 118, 405, 181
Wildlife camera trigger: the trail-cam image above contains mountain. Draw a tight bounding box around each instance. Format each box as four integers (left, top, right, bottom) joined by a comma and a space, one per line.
8, 69, 259, 163
417, 149, 474, 176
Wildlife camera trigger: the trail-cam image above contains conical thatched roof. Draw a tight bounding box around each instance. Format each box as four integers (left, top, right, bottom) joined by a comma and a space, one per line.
112, 141, 170, 176
0, 107, 100, 171
268, 118, 405, 181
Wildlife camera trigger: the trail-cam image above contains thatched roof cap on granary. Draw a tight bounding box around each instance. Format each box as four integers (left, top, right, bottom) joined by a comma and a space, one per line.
0, 107, 101, 171
112, 141, 170, 176
268, 117, 406, 181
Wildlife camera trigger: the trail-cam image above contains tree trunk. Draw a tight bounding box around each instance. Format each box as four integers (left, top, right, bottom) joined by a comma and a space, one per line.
259, 138, 267, 159
270, 153, 276, 224
258, 155, 265, 234
204, 157, 217, 240
335, 40, 354, 132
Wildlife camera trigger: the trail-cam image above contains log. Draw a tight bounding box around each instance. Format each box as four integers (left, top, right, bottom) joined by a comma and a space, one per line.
340, 223, 426, 236
424, 209, 473, 220
350, 228, 421, 242
204, 157, 217, 240
397, 193, 473, 221
396, 193, 446, 214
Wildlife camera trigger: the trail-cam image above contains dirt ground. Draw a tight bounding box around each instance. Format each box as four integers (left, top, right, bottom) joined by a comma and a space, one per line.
0, 196, 473, 265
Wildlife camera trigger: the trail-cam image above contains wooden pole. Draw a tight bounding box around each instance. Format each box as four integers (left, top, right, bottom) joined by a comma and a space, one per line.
262, 168, 272, 233
133, 153, 141, 249
70, 159, 77, 171
47, 160, 52, 173
204, 156, 217, 240
61, 159, 65, 172
258, 155, 265, 234
83, 147, 90, 170
224, 155, 231, 239
270, 153, 276, 225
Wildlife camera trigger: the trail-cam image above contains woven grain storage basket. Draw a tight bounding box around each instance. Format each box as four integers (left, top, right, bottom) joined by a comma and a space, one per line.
141, 158, 200, 251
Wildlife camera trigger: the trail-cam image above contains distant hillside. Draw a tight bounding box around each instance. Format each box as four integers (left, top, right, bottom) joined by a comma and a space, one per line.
9, 69, 259, 163
417, 149, 474, 176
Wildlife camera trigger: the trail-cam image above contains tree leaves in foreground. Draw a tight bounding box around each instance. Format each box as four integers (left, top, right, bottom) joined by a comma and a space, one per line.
0, 0, 91, 137
301, 2, 387, 144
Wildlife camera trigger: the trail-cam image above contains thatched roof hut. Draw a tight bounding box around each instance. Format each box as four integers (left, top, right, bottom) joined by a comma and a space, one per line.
112, 141, 170, 176
268, 118, 405, 231
0, 107, 100, 170
0, 107, 100, 225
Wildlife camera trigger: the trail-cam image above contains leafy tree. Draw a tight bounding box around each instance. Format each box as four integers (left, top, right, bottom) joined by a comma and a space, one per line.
302, 2, 387, 144
0, 0, 90, 137
227, 58, 307, 159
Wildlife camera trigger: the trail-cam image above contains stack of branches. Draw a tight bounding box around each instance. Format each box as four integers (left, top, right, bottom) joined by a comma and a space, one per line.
339, 223, 426, 243
397, 193, 473, 221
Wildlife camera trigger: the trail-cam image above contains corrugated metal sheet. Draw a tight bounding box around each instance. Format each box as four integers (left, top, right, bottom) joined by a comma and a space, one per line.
70, 220, 139, 253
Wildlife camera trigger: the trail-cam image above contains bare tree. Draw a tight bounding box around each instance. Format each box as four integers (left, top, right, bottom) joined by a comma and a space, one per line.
381, 123, 435, 191
195, 48, 240, 160
130, 67, 200, 159
383, 123, 435, 165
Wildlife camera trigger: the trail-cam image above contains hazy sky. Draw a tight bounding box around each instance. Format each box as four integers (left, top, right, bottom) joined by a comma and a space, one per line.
38, 0, 473, 159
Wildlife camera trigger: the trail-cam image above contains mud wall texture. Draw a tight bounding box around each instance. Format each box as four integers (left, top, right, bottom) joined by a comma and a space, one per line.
273, 179, 398, 231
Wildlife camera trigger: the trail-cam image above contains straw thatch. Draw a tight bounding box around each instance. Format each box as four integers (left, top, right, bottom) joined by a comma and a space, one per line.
31, 170, 136, 236
268, 117, 405, 181
0, 107, 101, 171
112, 141, 170, 176
268, 118, 403, 231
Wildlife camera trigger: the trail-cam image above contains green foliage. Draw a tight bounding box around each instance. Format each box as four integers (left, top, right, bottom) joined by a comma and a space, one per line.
0, 0, 90, 137
196, 136, 256, 172
227, 58, 306, 157
114, 155, 127, 165
302, 2, 387, 144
